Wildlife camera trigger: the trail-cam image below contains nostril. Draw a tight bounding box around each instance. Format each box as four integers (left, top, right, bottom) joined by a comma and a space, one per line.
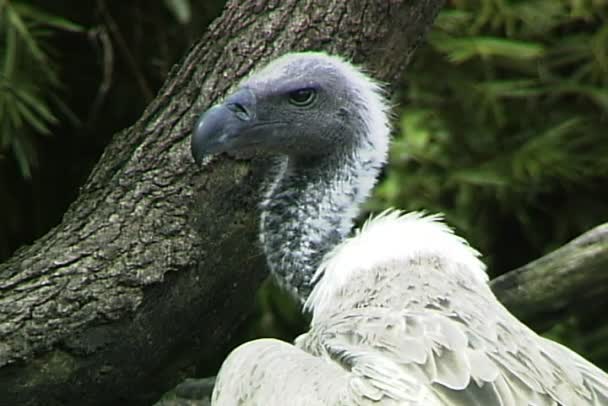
226, 102, 251, 121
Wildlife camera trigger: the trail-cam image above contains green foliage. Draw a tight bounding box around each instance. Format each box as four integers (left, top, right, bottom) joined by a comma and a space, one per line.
0, 1, 81, 178
371, 0, 608, 270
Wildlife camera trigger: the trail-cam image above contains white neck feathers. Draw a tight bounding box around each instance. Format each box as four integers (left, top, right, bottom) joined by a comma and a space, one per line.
304, 210, 488, 315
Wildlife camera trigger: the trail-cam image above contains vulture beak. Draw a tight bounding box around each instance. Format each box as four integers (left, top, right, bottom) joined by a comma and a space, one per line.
191, 87, 257, 165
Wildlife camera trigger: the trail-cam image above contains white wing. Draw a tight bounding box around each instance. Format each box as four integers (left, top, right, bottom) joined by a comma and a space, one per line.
212, 338, 433, 405
213, 212, 608, 405
299, 211, 608, 405
298, 302, 608, 405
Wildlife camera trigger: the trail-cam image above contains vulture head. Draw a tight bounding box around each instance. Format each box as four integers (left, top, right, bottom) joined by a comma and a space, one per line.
191, 52, 390, 300
192, 52, 389, 162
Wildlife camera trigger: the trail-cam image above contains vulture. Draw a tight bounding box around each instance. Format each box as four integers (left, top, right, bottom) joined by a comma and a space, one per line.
191, 52, 608, 405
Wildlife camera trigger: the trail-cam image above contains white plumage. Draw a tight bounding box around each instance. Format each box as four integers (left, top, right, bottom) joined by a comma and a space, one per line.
213, 211, 608, 405
191, 52, 608, 405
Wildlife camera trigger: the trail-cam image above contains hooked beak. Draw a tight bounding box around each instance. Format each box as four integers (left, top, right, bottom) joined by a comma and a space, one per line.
191, 88, 257, 165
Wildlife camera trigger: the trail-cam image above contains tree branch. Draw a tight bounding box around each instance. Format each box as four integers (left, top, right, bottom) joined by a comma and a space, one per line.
491, 222, 608, 331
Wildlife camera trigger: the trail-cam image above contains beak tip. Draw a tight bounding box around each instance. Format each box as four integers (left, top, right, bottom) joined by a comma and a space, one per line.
191, 120, 205, 166
192, 152, 203, 166
190, 105, 224, 165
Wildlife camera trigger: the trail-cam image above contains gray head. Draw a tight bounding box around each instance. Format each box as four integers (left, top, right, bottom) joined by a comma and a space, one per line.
191, 52, 391, 301
192, 52, 389, 163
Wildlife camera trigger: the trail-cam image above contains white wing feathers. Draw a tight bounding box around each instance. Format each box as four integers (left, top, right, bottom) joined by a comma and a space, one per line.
212, 338, 411, 406
212, 338, 345, 406
213, 211, 608, 405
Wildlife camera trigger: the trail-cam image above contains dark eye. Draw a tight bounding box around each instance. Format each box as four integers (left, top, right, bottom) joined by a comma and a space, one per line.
288, 88, 317, 106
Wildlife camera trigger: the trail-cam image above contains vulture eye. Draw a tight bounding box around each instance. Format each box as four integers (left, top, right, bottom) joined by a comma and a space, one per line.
288, 88, 317, 106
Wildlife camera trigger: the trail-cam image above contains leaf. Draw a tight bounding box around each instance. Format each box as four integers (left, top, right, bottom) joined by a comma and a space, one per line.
434, 10, 473, 32
11, 132, 34, 179
0, 1, 78, 179
13, 3, 83, 32
451, 167, 509, 187
430, 34, 545, 63
14, 86, 58, 125
2, 23, 18, 78
14, 96, 52, 135
163, 0, 192, 24
591, 24, 608, 81
5, 5, 47, 63
474, 80, 544, 98
4, 91, 23, 130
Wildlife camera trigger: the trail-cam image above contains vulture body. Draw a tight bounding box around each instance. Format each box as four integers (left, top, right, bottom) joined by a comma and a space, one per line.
191, 52, 608, 405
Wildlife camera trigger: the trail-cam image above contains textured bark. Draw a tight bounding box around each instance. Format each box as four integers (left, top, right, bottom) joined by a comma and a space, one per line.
491, 222, 608, 332
0, 1, 446, 405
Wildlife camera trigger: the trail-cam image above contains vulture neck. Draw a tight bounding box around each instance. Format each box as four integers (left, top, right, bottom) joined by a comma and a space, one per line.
260, 144, 383, 302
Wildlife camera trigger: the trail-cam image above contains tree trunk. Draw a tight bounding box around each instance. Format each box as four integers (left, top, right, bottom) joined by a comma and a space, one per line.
0, 1, 446, 405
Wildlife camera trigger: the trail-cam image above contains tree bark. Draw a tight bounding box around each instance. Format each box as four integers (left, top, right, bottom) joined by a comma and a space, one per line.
491, 222, 608, 332
0, 1, 446, 405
